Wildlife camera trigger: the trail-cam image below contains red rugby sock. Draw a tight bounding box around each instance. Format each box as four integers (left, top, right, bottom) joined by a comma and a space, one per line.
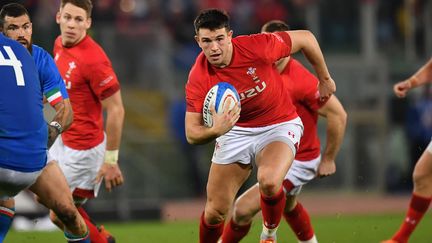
260, 187, 286, 230
77, 207, 107, 243
199, 212, 224, 243
220, 218, 251, 243
391, 193, 431, 243
284, 202, 315, 241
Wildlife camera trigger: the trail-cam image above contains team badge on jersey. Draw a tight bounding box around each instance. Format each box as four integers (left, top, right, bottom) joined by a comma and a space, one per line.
246, 67, 259, 83
66, 61, 76, 79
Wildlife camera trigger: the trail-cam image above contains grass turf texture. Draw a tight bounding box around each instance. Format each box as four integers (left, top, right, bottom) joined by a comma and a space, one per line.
5, 213, 431, 242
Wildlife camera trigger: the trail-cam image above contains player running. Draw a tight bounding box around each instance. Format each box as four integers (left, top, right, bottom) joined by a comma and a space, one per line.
185, 9, 335, 243
382, 58, 432, 243
220, 20, 347, 243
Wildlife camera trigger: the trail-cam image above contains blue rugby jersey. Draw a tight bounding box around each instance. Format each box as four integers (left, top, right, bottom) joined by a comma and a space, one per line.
0, 34, 47, 172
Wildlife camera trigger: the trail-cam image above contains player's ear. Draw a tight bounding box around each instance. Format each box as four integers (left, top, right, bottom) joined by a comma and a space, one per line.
227, 30, 233, 44
227, 30, 233, 38
86, 17, 92, 29
194, 35, 201, 47
55, 11, 61, 24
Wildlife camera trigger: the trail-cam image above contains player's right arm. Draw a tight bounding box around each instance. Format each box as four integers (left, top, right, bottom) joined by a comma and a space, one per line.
394, 57, 432, 98
316, 95, 347, 177
185, 102, 240, 145
287, 30, 335, 100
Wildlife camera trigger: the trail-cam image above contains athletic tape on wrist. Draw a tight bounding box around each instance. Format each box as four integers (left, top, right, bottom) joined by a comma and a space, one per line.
105, 150, 119, 165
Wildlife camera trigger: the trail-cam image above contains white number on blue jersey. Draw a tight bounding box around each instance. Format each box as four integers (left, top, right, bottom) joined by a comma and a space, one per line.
0, 46, 24, 86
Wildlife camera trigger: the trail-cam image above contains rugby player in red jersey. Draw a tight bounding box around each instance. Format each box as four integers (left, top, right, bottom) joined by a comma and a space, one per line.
220, 20, 347, 243
185, 9, 336, 243
50, 1, 125, 242
382, 58, 432, 243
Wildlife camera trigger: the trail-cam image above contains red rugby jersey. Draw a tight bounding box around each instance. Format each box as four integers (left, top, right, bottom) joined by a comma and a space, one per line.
282, 58, 327, 161
186, 32, 297, 127
53, 35, 120, 150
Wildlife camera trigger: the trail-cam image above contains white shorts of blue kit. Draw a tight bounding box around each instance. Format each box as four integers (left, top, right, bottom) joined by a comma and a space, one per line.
0, 167, 43, 200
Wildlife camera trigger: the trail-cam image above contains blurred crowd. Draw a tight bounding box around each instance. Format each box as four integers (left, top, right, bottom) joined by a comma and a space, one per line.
10, 0, 429, 86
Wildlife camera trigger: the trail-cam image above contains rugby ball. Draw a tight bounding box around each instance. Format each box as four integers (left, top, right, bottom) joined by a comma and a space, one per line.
203, 82, 240, 127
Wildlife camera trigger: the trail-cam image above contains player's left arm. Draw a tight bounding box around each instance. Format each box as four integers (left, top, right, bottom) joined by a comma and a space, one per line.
95, 90, 125, 192
286, 30, 335, 100
316, 95, 347, 177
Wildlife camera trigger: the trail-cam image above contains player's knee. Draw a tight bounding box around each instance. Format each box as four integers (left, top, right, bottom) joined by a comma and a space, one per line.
258, 177, 280, 197
413, 170, 431, 191
205, 206, 228, 224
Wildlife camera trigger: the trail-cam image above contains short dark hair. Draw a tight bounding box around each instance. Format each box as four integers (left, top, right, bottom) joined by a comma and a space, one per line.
60, 0, 93, 18
194, 9, 230, 34
261, 20, 291, 33
0, 3, 30, 27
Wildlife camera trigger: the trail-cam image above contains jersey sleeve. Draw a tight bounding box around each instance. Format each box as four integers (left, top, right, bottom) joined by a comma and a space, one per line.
246, 32, 292, 64
86, 58, 120, 100
35, 47, 65, 106
185, 66, 207, 113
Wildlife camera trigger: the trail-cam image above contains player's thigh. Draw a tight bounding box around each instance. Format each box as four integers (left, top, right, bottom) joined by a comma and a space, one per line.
0, 167, 41, 202
29, 161, 74, 210
256, 141, 294, 186
206, 162, 251, 212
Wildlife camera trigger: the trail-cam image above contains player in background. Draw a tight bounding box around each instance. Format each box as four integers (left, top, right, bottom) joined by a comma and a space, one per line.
382, 58, 432, 243
185, 9, 335, 243
51, 1, 125, 242
220, 20, 347, 243
0, 1, 74, 231
0, 34, 89, 243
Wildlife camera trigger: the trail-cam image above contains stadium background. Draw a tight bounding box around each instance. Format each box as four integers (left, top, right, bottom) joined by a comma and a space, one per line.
5, 0, 432, 237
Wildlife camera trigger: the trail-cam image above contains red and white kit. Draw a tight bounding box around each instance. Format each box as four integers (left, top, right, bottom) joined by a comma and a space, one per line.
281, 58, 329, 195
51, 35, 120, 198
186, 32, 303, 160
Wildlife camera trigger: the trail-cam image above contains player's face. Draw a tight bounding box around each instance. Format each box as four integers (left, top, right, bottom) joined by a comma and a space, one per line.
195, 28, 233, 68
56, 3, 91, 47
3, 15, 32, 49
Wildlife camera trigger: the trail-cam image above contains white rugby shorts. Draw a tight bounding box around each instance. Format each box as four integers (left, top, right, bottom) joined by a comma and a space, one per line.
49, 135, 106, 199
284, 156, 321, 196
212, 117, 303, 165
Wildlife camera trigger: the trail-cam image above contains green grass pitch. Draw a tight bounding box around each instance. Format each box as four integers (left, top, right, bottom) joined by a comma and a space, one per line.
5, 213, 431, 242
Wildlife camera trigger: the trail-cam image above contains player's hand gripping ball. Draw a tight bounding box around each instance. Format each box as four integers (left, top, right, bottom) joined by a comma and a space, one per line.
203, 82, 240, 127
